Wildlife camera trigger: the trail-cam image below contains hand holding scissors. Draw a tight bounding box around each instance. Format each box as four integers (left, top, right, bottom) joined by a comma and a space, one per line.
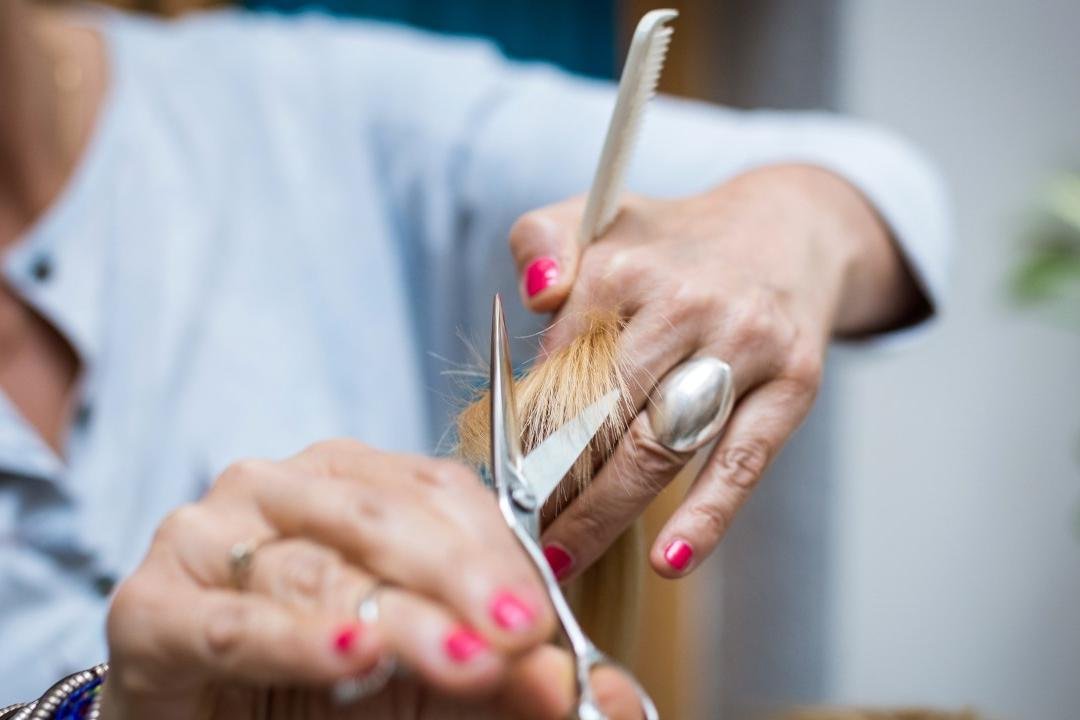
487, 294, 659, 720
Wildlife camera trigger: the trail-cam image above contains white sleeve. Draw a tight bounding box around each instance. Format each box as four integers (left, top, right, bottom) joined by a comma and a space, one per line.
458, 68, 950, 338
313, 17, 949, 357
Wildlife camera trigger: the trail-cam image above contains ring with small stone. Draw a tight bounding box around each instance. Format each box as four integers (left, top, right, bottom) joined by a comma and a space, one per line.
332, 582, 399, 704
226, 536, 276, 590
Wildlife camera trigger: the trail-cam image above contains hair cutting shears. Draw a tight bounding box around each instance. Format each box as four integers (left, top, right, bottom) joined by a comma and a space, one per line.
487, 294, 659, 720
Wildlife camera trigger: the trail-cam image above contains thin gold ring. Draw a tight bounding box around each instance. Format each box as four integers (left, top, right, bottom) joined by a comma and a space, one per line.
227, 536, 276, 590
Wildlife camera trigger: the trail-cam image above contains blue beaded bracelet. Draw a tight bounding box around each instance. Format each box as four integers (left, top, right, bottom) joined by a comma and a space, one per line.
53, 677, 102, 720
0, 664, 107, 720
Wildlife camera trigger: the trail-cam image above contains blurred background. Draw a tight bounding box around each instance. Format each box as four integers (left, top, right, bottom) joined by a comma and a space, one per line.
93, 0, 1080, 717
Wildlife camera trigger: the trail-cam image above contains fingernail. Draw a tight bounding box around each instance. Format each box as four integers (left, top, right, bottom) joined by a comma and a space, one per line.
524, 256, 559, 297
444, 627, 488, 663
332, 623, 362, 655
490, 591, 536, 631
664, 539, 694, 571
543, 544, 574, 580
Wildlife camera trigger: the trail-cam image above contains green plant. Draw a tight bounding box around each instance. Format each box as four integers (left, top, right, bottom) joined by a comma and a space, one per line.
1013, 173, 1080, 323
1012, 173, 1080, 540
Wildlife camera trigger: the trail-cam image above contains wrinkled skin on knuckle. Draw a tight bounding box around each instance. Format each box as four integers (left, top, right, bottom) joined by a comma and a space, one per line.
783, 345, 825, 402
608, 246, 653, 290
623, 420, 685, 496
685, 498, 736, 542
574, 247, 620, 304
273, 544, 344, 610
727, 292, 781, 353
664, 281, 712, 328
561, 504, 617, 555
416, 458, 478, 491
298, 437, 375, 477
212, 458, 274, 499
202, 597, 254, 670
716, 438, 773, 490
338, 486, 387, 540
151, 503, 205, 549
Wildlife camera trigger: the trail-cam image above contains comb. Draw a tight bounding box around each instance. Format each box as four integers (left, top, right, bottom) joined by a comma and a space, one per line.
576, 8, 678, 247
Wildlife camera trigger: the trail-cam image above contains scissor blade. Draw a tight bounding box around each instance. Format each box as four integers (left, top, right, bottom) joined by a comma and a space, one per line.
489, 295, 523, 488
521, 388, 620, 508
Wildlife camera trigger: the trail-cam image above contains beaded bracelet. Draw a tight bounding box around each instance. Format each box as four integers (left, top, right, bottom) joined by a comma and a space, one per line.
0, 664, 108, 720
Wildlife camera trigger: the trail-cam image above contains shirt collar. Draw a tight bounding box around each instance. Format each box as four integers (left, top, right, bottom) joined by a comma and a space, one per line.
3, 17, 123, 378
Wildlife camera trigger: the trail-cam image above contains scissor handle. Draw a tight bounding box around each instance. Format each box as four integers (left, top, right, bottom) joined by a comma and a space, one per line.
494, 490, 660, 720
573, 648, 660, 720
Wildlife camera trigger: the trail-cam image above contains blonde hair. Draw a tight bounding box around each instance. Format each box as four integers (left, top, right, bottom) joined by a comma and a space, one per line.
456, 310, 643, 662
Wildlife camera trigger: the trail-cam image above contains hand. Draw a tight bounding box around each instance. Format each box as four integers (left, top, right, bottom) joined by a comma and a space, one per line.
100, 440, 643, 719
510, 164, 926, 579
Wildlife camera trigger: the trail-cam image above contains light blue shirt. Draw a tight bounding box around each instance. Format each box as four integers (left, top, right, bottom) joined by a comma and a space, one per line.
0, 10, 947, 701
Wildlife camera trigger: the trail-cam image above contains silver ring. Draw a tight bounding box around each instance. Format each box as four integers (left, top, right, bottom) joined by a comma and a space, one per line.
646, 357, 735, 452
227, 536, 275, 590
331, 583, 398, 705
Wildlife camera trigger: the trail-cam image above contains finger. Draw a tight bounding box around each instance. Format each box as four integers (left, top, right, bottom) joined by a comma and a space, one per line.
107, 576, 376, 688
376, 587, 508, 697
510, 197, 585, 313
244, 538, 362, 615
650, 378, 816, 578
206, 461, 555, 653
535, 197, 674, 355
245, 538, 509, 696
499, 645, 645, 720
539, 310, 786, 580
541, 407, 688, 581
285, 445, 522, 548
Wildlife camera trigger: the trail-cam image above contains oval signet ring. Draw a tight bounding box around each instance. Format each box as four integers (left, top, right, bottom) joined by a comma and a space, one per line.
647, 357, 735, 452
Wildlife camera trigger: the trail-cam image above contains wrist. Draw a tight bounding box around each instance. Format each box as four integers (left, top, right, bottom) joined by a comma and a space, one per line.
736, 163, 924, 336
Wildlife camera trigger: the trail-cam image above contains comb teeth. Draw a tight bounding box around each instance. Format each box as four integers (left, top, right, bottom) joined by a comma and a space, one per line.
596, 25, 673, 233
577, 10, 677, 246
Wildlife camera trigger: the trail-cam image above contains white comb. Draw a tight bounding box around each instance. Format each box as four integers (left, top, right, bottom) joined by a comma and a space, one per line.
576, 8, 678, 247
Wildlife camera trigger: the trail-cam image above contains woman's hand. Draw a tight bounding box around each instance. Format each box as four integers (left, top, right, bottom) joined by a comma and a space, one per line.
510, 164, 927, 579
100, 440, 642, 719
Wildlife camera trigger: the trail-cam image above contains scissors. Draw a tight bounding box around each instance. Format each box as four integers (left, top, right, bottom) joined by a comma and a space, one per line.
487, 294, 660, 720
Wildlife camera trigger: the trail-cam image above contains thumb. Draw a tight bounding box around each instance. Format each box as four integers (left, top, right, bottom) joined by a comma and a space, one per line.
498, 645, 645, 720
509, 198, 584, 314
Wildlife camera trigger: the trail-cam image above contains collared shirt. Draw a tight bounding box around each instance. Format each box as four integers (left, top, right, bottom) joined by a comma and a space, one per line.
0, 10, 948, 701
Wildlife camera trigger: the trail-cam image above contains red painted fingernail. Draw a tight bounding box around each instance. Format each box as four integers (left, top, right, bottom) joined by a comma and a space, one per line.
332, 623, 362, 655
543, 544, 574, 580
664, 539, 694, 571
524, 256, 559, 297
490, 591, 536, 631
444, 627, 488, 663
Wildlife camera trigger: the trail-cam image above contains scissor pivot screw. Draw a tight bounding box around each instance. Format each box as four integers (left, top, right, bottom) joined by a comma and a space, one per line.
511, 485, 538, 511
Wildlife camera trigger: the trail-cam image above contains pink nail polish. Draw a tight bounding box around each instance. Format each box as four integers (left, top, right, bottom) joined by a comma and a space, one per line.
444, 627, 488, 663
524, 256, 559, 297
543, 544, 573, 580
490, 591, 536, 631
332, 623, 362, 655
664, 539, 694, 571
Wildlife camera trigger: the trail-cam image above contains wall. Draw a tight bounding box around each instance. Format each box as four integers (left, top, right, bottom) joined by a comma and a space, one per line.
831, 2, 1080, 717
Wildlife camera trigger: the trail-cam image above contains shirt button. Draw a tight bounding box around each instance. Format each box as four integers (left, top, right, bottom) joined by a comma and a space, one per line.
30, 255, 53, 282
92, 573, 117, 597
74, 402, 93, 429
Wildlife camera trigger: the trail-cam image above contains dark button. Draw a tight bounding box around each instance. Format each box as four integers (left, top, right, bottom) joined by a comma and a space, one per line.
30, 255, 53, 282
92, 573, 117, 597
73, 402, 93, 429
